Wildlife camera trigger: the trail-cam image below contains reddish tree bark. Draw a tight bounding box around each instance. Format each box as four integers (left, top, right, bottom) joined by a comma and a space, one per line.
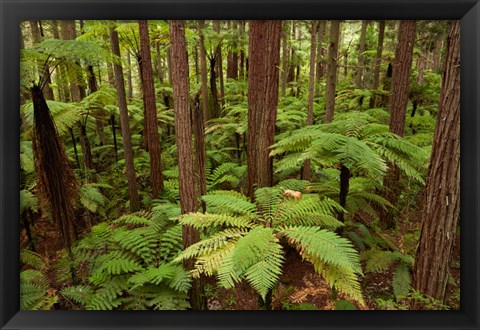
302, 20, 318, 181
324, 20, 340, 123
110, 26, 141, 212
413, 21, 460, 307
247, 20, 282, 198
381, 20, 416, 229
169, 20, 207, 311
139, 20, 165, 198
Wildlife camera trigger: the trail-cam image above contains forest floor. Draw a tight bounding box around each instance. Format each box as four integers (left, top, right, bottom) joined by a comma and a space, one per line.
20, 209, 461, 311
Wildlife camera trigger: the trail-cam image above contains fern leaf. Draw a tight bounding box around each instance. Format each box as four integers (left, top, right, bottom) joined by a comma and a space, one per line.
392, 262, 412, 301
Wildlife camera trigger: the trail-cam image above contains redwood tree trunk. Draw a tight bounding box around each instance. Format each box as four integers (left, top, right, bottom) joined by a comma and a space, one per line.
302, 20, 318, 181
369, 20, 386, 108
413, 21, 460, 307
247, 20, 282, 198
109, 26, 141, 212
354, 20, 368, 88
381, 20, 416, 229
169, 20, 207, 311
139, 20, 165, 198
324, 20, 340, 123
315, 21, 326, 98
29, 20, 54, 100
198, 20, 210, 121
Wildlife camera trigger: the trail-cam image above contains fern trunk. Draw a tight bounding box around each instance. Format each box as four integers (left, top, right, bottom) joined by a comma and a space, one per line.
413, 21, 460, 307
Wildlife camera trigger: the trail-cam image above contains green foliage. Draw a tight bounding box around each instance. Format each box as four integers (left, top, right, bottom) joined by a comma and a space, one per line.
20, 250, 58, 310
175, 185, 364, 305
60, 207, 190, 310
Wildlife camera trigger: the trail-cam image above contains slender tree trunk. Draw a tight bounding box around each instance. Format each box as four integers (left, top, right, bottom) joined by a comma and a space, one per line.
29, 20, 54, 100
139, 20, 165, 198
209, 53, 221, 119
281, 22, 290, 97
110, 26, 141, 212
355, 20, 368, 88
166, 46, 173, 85
110, 114, 118, 163
413, 21, 460, 307
239, 21, 246, 80
156, 42, 164, 84
87, 65, 107, 146
315, 21, 326, 98
127, 51, 133, 101
69, 128, 80, 168
302, 21, 318, 181
51, 20, 71, 102
213, 21, 225, 106
169, 20, 207, 311
247, 20, 282, 199
369, 20, 385, 108
338, 164, 350, 223
192, 94, 207, 213
324, 21, 340, 123
198, 20, 210, 121
381, 20, 416, 229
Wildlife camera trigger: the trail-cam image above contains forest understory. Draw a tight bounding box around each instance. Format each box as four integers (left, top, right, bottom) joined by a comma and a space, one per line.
19, 19, 460, 311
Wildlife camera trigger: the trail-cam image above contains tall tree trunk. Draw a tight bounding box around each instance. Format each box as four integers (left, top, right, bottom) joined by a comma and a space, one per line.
302, 21, 318, 181
156, 42, 164, 84
324, 21, 340, 123
110, 26, 141, 212
213, 21, 225, 106
51, 20, 71, 102
29, 20, 54, 100
60, 20, 86, 101
355, 20, 368, 88
209, 52, 221, 119
281, 22, 290, 97
381, 20, 416, 229
192, 94, 207, 213
127, 51, 133, 101
87, 65, 107, 146
239, 21, 246, 80
247, 20, 282, 199
413, 21, 460, 307
139, 20, 165, 199
169, 20, 207, 311
369, 20, 385, 108
198, 20, 210, 121
314, 21, 326, 98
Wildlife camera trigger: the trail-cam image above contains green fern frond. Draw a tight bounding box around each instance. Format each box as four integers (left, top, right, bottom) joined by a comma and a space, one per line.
159, 224, 184, 261
20, 250, 45, 270
361, 249, 398, 273
174, 227, 248, 263
179, 212, 255, 230
61, 285, 93, 306
392, 262, 412, 301
202, 192, 256, 215
217, 226, 284, 299
128, 264, 176, 289
281, 226, 362, 274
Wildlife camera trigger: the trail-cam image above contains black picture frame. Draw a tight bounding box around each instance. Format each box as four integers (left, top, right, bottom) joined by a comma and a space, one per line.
1, 0, 479, 329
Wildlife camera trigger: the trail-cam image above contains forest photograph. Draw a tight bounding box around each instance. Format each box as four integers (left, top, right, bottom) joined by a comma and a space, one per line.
19, 19, 460, 311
